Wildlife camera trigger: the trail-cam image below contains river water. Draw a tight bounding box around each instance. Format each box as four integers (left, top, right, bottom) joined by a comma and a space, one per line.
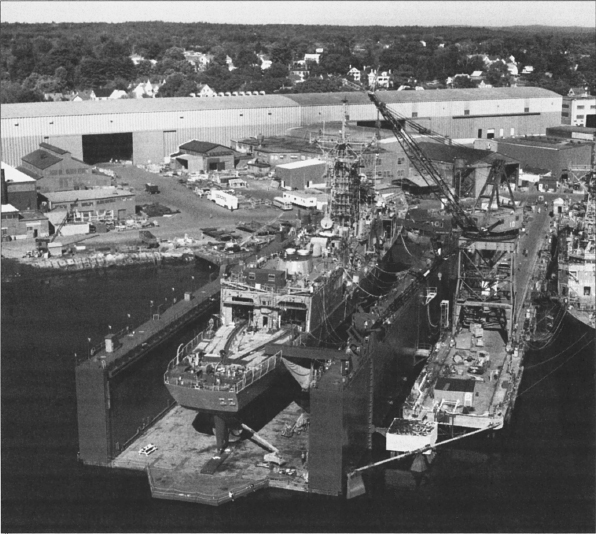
1, 262, 594, 532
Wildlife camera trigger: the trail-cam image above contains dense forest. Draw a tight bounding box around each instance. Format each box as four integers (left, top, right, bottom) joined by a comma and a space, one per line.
1, 21, 594, 103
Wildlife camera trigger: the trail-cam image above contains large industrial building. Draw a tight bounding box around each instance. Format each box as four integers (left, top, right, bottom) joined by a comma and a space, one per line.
1, 87, 562, 169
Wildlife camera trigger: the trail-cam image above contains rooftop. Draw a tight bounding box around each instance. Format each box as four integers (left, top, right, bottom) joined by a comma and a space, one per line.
1, 162, 36, 183
21, 149, 62, 170
546, 125, 596, 134
276, 159, 326, 170
498, 136, 592, 149
179, 140, 234, 154
2, 87, 561, 120
43, 188, 135, 202
417, 141, 519, 166
15, 166, 42, 180
1, 203, 19, 214
39, 142, 68, 155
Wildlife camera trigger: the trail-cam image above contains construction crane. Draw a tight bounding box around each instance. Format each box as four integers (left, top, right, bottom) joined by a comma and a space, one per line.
50, 198, 79, 243
366, 91, 521, 239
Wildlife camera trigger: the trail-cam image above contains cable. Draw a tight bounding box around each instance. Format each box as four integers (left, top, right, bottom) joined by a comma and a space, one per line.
517, 336, 594, 399
525, 332, 589, 370
400, 233, 414, 257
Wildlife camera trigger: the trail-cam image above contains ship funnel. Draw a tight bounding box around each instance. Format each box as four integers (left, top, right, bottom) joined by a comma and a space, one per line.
346, 472, 366, 499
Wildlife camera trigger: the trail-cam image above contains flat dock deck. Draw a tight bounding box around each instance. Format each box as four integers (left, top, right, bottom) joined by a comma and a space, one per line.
111, 403, 309, 505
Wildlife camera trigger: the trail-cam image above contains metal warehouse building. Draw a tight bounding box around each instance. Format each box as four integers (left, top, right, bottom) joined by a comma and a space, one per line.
1, 87, 562, 168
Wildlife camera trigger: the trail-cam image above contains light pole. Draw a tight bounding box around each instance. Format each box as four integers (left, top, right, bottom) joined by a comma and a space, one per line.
150, 300, 154, 320
191, 275, 195, 293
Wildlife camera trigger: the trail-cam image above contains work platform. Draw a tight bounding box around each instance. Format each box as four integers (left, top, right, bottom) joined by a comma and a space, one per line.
112, 403, 309, 505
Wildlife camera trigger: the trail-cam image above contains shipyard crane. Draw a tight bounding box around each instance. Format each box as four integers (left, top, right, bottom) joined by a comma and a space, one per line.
351, 92, 522, 340
366, 91, 520, 239
50, 198, 79, 243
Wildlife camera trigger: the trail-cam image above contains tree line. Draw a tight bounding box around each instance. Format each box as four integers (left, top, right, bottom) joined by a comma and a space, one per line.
1, 21, 593, 103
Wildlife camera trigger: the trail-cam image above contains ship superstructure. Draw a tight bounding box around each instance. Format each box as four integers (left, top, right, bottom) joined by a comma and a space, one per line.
558, 191, 596, 330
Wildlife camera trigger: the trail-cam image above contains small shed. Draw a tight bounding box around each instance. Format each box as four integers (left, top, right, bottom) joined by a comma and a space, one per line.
228, 178, 248, 189
48, 241, 65, 257
552, 197, 565, 214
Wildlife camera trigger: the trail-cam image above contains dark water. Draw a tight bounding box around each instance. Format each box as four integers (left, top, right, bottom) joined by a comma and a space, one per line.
2, 263, 594, 532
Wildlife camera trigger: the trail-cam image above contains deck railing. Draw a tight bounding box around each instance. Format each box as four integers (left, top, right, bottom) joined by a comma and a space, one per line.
165, 351, 283, 393
233, 352, 282, 393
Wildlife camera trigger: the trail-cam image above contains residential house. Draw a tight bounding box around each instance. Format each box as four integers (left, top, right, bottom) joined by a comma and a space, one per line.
304, 53, 321, 64
170, 140, 236, 173
131, 81, 161, 99
347, 67, 362, 82
568, 86, 590, 97
315, 48, 324, 54
368, 70, 391, 89
195, 84, 217, 98
226, 55, 236, 71
521, 66, 534, 75
478, 80, 494, 89
258, 54, 272, 70
130, 54, 145, 65
92, 88, 113, 101
470, 71, 485, 82
290, 65, 308, 82
44, 92, 65, 102
1, 162, 38, 211
109, 90, 127, 100
18, 143, 107, 193
506, 62, 519, 76
71, 90, 94, 102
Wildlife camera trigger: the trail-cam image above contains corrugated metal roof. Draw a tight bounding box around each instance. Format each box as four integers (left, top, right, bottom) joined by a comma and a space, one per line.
22, 149, 62, 170
44, 188, 134, 202
378, 86, 559, 103
284, 92, 372, 106
285, 87, 560, 107
2, 94, 300, 119
1, 87, 560, 121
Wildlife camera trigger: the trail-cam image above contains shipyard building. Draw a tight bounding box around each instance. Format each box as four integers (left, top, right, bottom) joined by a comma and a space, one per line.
2, 87, 562, 168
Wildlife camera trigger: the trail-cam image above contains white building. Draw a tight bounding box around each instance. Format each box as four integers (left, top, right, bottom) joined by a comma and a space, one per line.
562, 95, 596, 127
196, 84, 217, 98
347, 67, 361, 82
304, 53, 321, 64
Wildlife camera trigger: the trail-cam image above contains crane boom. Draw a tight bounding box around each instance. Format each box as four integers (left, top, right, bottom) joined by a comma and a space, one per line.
367, 91, 478, 233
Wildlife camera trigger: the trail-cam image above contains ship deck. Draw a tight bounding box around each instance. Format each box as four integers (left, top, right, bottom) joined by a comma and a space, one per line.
407, 327, 518, 429
111, 403, 309, 505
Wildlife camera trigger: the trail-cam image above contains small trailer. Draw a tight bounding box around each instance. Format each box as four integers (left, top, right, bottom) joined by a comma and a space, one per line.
273, 197, 293, 211
145, 183, 160, 194
208, 189, 238, 211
